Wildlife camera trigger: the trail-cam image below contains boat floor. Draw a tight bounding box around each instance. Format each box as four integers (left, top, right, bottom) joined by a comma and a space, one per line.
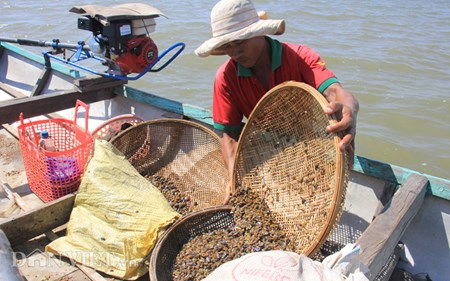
15, 231, 152, 281
0, 126, 43, 210
0, 125, 377, 280
0, 127, 153, 280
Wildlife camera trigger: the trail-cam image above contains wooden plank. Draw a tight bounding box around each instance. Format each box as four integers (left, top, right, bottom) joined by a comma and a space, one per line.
0, 81, 26, 98
0, 179, 30, 212
76, 264, 109, 281
14, 235, 78, 281
372, 244, 402, 281
30, 68, 52, 97
372, 181, 396, 220
1, 110, 65, 139
0, 193, 75, 247
0, 88, 116, 124
0, 82, 75, 119
0, 124, 18, 140
356, 173, 428, 280
1, 111, 64, 140
74, 75, 127, 92
45, 231, 108, 281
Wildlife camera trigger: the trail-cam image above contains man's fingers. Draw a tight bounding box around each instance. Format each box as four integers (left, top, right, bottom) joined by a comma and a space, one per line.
346, 141, 355, 169
223, 195, 230, 205
326, 115, 352, 133
339, 133, 353, 151
223, 182, 231, 205
325, 102, 348, 133
324, 101, 342, 115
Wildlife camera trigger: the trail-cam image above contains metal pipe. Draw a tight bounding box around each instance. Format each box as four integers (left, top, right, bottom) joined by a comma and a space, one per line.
0, 37, 90, 51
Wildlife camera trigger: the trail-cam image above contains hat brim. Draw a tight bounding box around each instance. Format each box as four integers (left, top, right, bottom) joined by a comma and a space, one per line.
195, 19, 285, 57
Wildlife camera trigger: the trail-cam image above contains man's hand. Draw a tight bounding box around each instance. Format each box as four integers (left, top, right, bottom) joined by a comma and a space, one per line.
323, 83, 359, 168
223, 181, 232, 205
219, 131, 239, 205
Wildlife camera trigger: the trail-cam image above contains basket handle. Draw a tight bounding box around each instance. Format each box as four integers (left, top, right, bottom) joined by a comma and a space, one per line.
74, 99, 89, 133
19, 112, 39, 146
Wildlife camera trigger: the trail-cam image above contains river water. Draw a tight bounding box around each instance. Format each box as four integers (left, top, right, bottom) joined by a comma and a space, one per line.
1, 0, 449, 179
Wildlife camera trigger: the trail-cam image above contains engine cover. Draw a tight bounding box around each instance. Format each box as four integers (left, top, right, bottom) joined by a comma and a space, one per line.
116, 36, 158, 74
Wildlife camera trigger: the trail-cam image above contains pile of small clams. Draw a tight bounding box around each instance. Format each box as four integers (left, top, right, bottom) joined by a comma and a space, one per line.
147, 175, 197, 215
171, 186, 295, 281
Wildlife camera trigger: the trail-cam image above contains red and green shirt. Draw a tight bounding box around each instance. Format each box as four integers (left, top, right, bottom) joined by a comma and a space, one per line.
213, 37, 338, 132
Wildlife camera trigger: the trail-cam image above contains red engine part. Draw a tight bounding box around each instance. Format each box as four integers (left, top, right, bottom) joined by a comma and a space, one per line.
116, 36, 158, 74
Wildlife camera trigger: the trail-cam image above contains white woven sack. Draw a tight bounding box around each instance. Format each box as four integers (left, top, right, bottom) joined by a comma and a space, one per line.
203, 250, 344, 281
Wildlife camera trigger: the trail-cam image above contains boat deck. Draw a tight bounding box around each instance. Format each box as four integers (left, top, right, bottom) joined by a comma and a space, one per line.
0, 124, 427, 281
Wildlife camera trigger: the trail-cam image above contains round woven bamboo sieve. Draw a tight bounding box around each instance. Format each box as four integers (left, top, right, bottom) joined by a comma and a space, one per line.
110, 118, 228, 210
232, 81, 349, 256
149, 206, 233, 281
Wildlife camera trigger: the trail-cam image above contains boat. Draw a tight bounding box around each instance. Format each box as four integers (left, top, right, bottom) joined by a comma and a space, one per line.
1, 39, 449, 281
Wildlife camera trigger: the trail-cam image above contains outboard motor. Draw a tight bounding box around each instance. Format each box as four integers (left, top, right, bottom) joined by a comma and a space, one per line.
77, 15, 159, 75
68, 3, 184, 79
0, 3, 184, 81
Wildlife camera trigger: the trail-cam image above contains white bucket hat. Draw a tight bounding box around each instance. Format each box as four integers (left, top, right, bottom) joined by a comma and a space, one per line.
195, 0, 285, 57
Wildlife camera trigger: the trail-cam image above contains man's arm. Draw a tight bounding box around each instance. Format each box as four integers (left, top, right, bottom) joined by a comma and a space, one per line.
219, 130, 240, 204
322, 82, 359, 167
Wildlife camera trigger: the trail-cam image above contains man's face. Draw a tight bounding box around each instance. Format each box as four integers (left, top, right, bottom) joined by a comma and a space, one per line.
217, 37, 266, 68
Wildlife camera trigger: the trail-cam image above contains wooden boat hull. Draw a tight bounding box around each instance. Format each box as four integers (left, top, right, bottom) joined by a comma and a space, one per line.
1, 41, 449, 281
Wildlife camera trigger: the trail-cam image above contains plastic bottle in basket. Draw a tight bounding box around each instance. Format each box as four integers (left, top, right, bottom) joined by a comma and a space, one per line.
38, 130, 57, 152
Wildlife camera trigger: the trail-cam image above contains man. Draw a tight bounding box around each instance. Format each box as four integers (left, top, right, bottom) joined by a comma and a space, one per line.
195, 0, 359, 204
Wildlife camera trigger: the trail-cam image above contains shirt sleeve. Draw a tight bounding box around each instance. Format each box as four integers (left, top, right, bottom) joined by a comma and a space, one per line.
212, 64, 244, 132
296, 45, 338, 93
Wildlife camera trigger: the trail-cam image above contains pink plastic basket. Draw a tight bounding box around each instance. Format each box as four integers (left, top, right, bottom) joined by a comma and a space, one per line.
18, 100, 93, 202
91, 114, 144, 140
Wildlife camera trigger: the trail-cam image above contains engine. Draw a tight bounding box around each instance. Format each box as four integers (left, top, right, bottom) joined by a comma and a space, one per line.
77, 16, 158, 75
115, 36, 158, 75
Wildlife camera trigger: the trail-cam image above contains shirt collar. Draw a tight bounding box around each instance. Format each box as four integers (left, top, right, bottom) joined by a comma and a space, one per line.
237, 37, 282, 77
